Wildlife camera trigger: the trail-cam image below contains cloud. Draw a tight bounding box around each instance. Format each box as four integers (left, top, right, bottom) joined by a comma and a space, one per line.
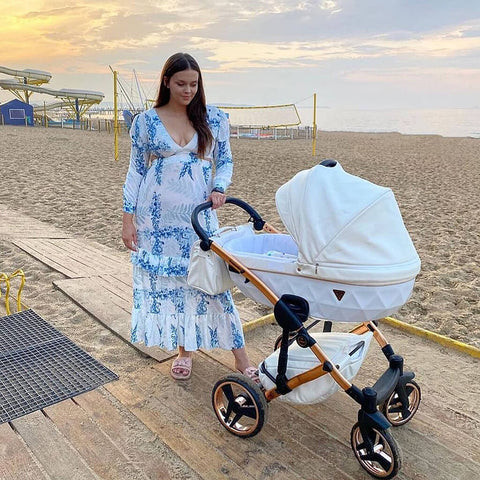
189, 23, 480, 73
1, 1, 480, 108
346, 65, 480, 79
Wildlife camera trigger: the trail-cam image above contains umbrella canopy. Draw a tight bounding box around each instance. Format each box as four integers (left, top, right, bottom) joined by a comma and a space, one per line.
275, 161, 421, 285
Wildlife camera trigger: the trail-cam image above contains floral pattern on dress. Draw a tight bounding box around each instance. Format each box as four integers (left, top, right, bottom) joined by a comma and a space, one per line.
124, 106, 244, 351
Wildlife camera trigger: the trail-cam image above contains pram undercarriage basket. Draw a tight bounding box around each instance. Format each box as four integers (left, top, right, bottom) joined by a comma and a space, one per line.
190, 160, 422, 479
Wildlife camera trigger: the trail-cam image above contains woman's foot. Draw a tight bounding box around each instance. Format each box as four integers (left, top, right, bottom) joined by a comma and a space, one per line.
232, 347, 259, 383
171, 356, 192, 380
240, 366, 260, 383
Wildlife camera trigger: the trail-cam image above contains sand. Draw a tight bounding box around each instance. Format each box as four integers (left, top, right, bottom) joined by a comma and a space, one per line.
0, 124, 479, 352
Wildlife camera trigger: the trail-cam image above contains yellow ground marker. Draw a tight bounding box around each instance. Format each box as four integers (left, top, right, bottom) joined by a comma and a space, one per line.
242, 313, 480, 359
382, 316, 480, 359
242, 313, 277, 333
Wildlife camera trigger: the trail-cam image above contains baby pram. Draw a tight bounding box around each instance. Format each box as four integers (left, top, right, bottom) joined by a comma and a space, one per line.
191, 160, 422, 479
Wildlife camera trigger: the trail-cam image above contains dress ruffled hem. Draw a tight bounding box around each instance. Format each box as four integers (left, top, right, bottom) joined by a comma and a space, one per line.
131, 310, 245, 351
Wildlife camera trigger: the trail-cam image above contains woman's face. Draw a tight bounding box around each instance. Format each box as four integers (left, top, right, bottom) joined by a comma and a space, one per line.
166, 69, 199, 106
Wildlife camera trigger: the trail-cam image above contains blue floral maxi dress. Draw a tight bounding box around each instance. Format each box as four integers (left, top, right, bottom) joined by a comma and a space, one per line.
123, 106, 245, 351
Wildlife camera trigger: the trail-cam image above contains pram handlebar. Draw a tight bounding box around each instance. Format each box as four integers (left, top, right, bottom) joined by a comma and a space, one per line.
191, 197, 265, 250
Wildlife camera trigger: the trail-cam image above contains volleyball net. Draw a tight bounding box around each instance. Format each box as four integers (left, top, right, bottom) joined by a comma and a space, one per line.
216, 103, 301, 128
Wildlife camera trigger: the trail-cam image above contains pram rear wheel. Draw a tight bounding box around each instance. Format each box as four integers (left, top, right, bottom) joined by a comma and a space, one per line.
212, 373, 268, 438
350, 423, 402, 479
381, 380, 421, 426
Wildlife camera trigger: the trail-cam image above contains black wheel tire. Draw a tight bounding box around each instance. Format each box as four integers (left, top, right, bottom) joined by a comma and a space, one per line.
381, 380, 421, 426
350, 422, 402, 479
211, 373, 268, 438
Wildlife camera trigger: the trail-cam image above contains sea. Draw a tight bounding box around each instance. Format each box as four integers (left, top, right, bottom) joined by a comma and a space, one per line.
296, 107, 480, 139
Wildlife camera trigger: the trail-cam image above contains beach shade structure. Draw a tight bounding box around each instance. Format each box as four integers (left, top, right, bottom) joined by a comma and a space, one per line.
0, 99, 34, 126
0, 309, 118, 424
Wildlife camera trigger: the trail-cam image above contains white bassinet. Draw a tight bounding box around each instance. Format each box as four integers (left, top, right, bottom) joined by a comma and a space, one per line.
217, 161, 421, 322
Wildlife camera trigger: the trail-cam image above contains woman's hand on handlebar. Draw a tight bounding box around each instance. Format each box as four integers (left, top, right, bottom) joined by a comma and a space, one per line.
208, 191, 226, 210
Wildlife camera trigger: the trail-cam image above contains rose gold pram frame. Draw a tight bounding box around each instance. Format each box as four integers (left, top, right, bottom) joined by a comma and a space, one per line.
192, 197, 421, 479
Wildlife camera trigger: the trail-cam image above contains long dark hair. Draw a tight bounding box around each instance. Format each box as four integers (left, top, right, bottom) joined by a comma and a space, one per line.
154, 53, 213, 158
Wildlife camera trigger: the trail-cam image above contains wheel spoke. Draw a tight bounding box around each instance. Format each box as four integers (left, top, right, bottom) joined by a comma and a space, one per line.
238, 404, 257, 419
220, 384, 235, 422
372, 450, 393, 472
221, 383, 235, 403
228, 412, 243, 427
388, 404, 404, 414
212, 374, 267, 438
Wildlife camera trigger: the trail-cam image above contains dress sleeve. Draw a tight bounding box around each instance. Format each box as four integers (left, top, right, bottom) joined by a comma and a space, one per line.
123, 114, 149, 213
212, 109, 233, 193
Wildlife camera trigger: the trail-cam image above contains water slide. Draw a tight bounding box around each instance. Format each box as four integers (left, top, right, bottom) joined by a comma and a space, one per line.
0, 66, 52, 85
0, 66, 104, 119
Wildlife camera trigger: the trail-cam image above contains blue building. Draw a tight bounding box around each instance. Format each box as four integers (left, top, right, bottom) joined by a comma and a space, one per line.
0, 99, 34, 126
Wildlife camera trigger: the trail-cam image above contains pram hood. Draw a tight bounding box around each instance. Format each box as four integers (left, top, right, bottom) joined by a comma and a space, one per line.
275, 161, 421, 285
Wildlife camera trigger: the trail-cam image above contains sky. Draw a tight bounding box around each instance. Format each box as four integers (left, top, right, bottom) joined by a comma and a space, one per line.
1, 0, 480, 111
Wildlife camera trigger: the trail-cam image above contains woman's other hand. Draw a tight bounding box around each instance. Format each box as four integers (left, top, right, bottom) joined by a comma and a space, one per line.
208, 191, 226, 209
122, 213, 138, 251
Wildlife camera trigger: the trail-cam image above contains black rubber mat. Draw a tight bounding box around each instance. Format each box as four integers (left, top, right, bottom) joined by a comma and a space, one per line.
0, 309, 118, 424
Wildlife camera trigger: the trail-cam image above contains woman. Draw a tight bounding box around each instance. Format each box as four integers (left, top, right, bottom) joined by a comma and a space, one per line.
122, 52, 257, 381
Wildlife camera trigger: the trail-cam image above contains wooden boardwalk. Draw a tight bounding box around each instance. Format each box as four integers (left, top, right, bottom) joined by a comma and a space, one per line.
1, 205, 479, 479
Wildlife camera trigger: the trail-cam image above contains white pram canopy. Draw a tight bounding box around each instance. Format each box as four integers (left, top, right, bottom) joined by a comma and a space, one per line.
275, 161, 421, 286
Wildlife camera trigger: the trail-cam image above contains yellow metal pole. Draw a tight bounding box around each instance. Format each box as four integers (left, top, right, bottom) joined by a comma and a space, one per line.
8, 270, 25, 312
312, 93, 317, 156
113, 70, 119, 161
0, 273, 11, 315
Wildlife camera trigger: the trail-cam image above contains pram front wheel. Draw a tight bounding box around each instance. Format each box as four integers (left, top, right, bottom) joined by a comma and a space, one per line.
381, 380, 421, 426
350, 423, 402, 479
212, 373, 268, 438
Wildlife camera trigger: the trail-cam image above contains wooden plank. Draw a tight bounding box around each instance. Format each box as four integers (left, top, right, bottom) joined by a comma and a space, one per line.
0, 422, 49, 480
13, 239, 89, 278
204, 330, 471, 480
45, 238, 130, 276
106, 347, 352, 480
189, 352, 365, 480
154, 354, 348, 480
97, 273, 133, 300
267, 325, 480, 478
11, 410, 99, 480
44, 399, 150, 480
53, 276, 173, 363
105, 373, 252, 480
74, 389, 195, 480
56, 276, 132, 312
12, 238, 130, 279
0, 204, 67, 239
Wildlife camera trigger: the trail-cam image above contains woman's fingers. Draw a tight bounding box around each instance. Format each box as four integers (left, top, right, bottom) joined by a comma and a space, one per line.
210, 191, 226, 209
122, 225, 138, 251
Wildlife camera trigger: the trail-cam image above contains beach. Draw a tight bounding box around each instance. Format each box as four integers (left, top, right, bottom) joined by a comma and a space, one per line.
0, 125, 479, 350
